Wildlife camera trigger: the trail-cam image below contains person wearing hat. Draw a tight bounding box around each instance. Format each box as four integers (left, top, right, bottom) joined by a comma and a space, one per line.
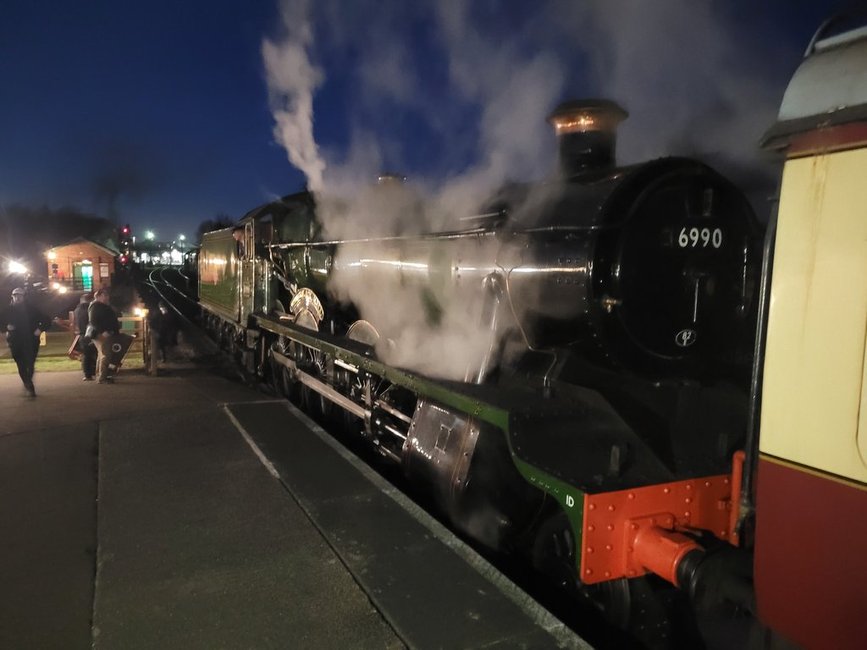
73, 292, 97, 380
4, 287, 48, 397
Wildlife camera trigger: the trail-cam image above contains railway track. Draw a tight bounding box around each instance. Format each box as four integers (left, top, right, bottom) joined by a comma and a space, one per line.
140, 267, 198, 318
136, 266, 219, 357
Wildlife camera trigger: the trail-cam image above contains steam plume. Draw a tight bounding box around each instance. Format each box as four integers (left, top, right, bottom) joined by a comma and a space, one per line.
262, 0, 326, 192
261, 0, 794, 380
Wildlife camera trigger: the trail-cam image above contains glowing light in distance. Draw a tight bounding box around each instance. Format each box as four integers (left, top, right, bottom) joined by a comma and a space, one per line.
8, 260, 28, 274
145, 231, 155, 241
47, 251, 57, 260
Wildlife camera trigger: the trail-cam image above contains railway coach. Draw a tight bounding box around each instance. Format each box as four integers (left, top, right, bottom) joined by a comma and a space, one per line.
751, 13, 867, 649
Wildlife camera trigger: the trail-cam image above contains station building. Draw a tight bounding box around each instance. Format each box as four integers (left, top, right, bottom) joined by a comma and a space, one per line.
46, 237, 120, 291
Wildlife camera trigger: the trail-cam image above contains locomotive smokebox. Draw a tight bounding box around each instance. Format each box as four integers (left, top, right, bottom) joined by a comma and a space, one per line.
547, 99, 627, 176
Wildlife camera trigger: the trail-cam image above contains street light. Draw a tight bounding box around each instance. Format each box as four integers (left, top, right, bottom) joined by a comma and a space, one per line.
145, 230, 155, 241
8, 260, 28, 274
179, 234, 186, 241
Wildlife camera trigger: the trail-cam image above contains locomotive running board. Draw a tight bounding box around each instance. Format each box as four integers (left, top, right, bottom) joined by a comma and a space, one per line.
255, 315, 511, 431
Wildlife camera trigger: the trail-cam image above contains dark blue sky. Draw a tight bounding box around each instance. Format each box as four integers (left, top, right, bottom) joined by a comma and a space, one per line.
0, 0, 840, 241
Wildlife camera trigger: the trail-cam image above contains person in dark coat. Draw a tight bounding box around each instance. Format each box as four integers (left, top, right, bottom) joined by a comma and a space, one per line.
87, 288, 120, 383
152, 302, 178, 362
73, 292, 97, 380
4, 287, 48, 397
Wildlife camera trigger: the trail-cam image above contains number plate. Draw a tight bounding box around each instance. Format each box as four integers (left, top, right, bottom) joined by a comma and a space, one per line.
676, 225, 724, 249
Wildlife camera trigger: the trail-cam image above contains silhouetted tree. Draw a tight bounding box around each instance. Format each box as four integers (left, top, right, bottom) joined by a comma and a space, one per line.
195, 214, 235, 243
0, 203, 117, 277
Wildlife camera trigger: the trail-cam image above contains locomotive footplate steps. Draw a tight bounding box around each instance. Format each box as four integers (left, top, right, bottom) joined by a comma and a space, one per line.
94, 394, 588, 648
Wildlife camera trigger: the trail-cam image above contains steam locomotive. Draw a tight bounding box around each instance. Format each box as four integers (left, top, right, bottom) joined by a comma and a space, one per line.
197, 96, 764, 644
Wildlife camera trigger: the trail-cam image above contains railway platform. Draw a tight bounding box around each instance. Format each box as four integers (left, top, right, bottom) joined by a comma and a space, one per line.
0, 365, 588, 649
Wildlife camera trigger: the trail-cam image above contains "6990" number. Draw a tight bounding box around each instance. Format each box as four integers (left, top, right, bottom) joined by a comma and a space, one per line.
678, 227, 723, 249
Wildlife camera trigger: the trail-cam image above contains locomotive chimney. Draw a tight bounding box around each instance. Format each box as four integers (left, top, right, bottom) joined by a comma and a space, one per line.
547, 99, 628, 176
377, 172, 407, 185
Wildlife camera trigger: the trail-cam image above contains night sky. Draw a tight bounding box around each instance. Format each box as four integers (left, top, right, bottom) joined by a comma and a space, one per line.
0, 0, 841, 241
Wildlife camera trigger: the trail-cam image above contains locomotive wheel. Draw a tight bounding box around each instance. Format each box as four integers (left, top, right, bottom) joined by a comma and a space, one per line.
222, 325, 233, 352
531, 511, 581, 598
265, 344, 285, 396
340, 372, 366, 434
532, 512, 679, 648
270, 338, 299, 401
583, 577, 633, 631
283, 366, 299, 402
337, 320, 380, 433
289, 341, 329, 420
288, 311, 330, 420
300, 384, 325, 419
532, 511, 633, 629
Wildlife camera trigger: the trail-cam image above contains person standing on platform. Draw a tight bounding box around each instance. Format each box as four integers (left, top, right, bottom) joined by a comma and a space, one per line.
153, 302, 178, 362
73, 292, 97, 381
4, 287, 48, 397
88, 288, 120, 384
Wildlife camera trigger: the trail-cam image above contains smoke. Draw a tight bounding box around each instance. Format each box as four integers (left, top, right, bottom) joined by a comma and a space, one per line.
260, 1, 574, 379
261, 0, 793, 380
426, 1, 565, 219
263, 1, 793, 195
262, 0, 326, 192
556, 1, 789, 185
262, 1, 567, 223
328, 235, 505, 379
89, 140, 164, 224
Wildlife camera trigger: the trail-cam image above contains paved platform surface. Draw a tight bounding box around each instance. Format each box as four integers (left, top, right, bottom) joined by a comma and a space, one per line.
0, 367, 589, 649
